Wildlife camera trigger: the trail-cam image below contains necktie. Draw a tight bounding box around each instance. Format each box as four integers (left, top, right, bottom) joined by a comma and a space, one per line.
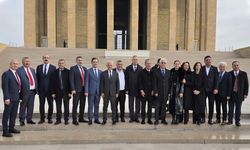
26, 68, 34, 86
94, 69, 98, 78
59, 69, 63, 90
109, 70, 112, 79
219, 72, 223, 82
15, 72, 21, 91
161, 69, 165, 76
133, 66, 137, 72
233, 72, 238, 92
44, 64, 47, 75
80, 66, 85, 86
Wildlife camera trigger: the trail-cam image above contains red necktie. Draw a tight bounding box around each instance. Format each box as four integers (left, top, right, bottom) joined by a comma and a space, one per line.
80, 67, 85, 86
26, 68, 34, 86
15, 72, 21, 91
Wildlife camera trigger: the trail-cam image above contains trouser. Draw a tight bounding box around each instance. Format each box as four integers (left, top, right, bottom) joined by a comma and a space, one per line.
184, 109, 195, 123
72, 89, 86, 122
202, 91, 215, 121
55, 91, 70, 122
39, 91, 54, 121
155, 96, 167, 121
228, 92, 242, 123
116, 90, 126, 120
103, 95, 116, 122
88, 94, 100, 121
141, 95, 153, 121
215, 95, 227, 121
19, 90, 35, 122
2, 100, 19, 134
128, 95, 140, 120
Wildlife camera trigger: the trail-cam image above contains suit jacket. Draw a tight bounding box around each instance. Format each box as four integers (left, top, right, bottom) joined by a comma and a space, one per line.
50, 68, 71, 95
1, 69, 20, 101
85, 67, 102, 95
230, 70, 249, 101
153, 68, 171, 99
17, 66, 38, 99
36, 64, 56, 95
69, 65, 88, 92
125, 64, 143, 96
201, 65, 219, 92
217, 71, 232, 98
138, 68, 154, 95
100, 70, 119, 97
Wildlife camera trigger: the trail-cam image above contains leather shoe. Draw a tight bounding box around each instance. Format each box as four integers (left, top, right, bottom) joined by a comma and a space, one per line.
20, 121, 25, 126
112, 121, 116, 125
88, 121, 93, 125
79, 119, 88, 123
48, 119, 53, 124
27, 120, 36, 124
236, 122, 241, 127
227, 121, 233, 125
54, 121, 61, 125
72, 121, 79, 126
208, 120, 213, 125
94, 120, 101, 124
135, 119, 140, 123
129, 119, 134, 123
9, 128, 20, 134
161, 120, 168, 125
38, 120, 45, 124
121, 118, 125, 122
102, 121, 106, 125
2, 133, 13, 137
147, 120, 153, 125
154, 121, 159, 125
64, 121, 69, 125
141, 120, 145, 124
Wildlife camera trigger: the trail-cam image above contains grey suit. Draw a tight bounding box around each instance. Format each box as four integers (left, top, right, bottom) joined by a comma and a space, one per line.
100, 70, 119, 122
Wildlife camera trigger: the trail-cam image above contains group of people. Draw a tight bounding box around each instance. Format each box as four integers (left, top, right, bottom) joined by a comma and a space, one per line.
1, 55, 249, 138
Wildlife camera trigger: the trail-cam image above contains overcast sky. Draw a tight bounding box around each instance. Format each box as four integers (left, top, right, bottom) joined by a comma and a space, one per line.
0, 0, 249, 51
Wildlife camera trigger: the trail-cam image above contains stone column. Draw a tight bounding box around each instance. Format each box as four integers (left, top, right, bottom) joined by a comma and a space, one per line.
129, 0, 139, 50
87, 0, 96, 49
107, 0, 114, 50
206, 0, 217, 51
169, 0, 177, 51
68, 0, 77, 48
148, 0, 158, 50
200, 0, 206, 51
24, 0, 37, 47
186, 0, 196, 51
47, 0, 56, 48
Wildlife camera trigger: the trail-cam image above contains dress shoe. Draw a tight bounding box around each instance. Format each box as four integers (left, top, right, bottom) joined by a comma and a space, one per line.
48, 119, 53, 124
184, 121, 188, 125
227, 121, 233, 125
79, 119, 88, 123
171, 120, 177, 125
236, 122, 241, 127
196, 121, 201, 125
72, 121, 79, 126
2, 133, 13, 137
54, 121, 61, 125
38, 120, 45, 124
154, 121, 159, 125
208, 120, 213, 125
221, 121, 227, 125
27, 120, 36, 124
129, 119, 134, 123
161, 120, 168, 125
94, 120, 101, 124
88, 121, 93, 125
64, 121, 69, 125
9, 128, 20, 134
201, 119, 205, 124
112, 121, 116, 125
214, 120, 221, 124
141, 120, 145, 124
135, 119, 140, 123
121, 118, 125, 122
20, 121, 25, 126
102, 121, 106, 125
147, 120, 153, 125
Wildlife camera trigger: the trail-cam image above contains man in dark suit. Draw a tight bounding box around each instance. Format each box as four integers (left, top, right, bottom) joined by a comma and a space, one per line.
70, 56, 88, 125
51, 59, 71, 125
114, 60, 126, 123
228, 61, 249, 127
153, 58, 171, 125
100, 61, 120, 125
201, 56, 219, 125
36, 55, 56, 124
2, 59, 21, 137
85, 57, 102, 125
17, 57, 37, 126
125, 55, 143, 123
139, 59, 154, 125
215, 62, 232, 125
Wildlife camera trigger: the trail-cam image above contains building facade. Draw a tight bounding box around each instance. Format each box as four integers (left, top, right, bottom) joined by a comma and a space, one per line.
24, 0, 217, 51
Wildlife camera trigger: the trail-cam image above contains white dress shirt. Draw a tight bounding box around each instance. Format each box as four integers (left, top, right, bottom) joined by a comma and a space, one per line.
116, 69, 125, 91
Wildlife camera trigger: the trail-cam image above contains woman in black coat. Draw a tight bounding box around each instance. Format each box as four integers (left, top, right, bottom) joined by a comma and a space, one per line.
179, 62, 193, 124
192, 62, 205, 125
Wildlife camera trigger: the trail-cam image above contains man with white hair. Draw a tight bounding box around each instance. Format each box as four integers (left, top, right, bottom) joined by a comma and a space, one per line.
215, 62, 232, 125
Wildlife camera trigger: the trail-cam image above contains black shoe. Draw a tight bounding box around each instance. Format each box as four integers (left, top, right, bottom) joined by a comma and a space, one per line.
121, 118, 125, 122
102, 121, 106, 125
94, 120, 101, 124
221, 121, 227, 125
112, 121, 116, 125
64, 121, 69, 125
129, 119, 134, 123
20, 121, 25, 126
79, 119, 88, 123
161, 120, 168, 125
27, 120, 36, 124
197, 121, 201, 125
72, 121, 79, 126
236, 122, 241, 127
2, 133, 13, 137
48, 119, 53, 124
208, 120, 213, 125
201, 119, 205, 124
88, 121, 93, 125
38, 120, 45, 124
9, 128, 20, 134
54, 121, 61, 125
154, 121, 159, 125
214, 119, 221, 124
135, 119, 140, 123
141, 120, 145, 124
171, 120, 177, 125
184, 121, 188, 125
147, 120, 153, 125
227, 121, 233, 125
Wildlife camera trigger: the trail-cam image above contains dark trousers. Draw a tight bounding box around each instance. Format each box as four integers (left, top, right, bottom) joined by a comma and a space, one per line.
39, 92, 54, 120
202, 91, 215, 121
103, 95, 116, 122
228, 92, 242, 123
72, 89, 86, 122
141, 95, 153, 121
2, 100, 19, 134
88, 94, 100, 121
19, 90, 35, 122
155, 96, 167, 121
215, 95, 227, 121
184, 110, 195, 123
55, 91, 70, 122
128, 95, 140, 120
116, 90, 126, 120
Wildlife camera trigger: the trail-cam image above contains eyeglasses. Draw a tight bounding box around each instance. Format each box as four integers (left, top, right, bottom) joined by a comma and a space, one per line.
161, 62, 166, 64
